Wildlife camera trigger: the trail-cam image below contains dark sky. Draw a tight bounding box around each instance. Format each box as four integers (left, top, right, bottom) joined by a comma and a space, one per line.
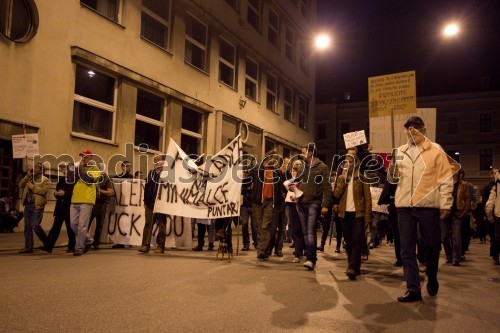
315, 0, 500, 103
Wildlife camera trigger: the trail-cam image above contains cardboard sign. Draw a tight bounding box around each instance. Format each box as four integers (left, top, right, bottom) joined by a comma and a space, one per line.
12, 133, 39, 158
343, 130, 367, 149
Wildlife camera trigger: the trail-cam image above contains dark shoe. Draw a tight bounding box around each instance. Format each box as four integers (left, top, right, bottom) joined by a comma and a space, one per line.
289, 243, 295, 248
93, 244, 100, 250
317, 244, 324, 252
361, 254, 369, 261
73, 250, 83, 256
460, 255, 465, 261
18, 247, 33, 254
138, 245, 149, 253
393, 260, 402, 267
445, 258, 452, 264
335, 247, 340, 253
83, 242, 93, 254
398, 290, 422, 302
275, 251, 283, 257
154, 247, 165, 254
452, 261, 460, 266
66, 248, 75, 254
257, 251, 266, 260
346, 269, 356, 280
208, 243, 214, 251
303, 260, 315, 270
112, 244, 125, 249
426, 278, 439, 296
242, 245, 250, 251
192, 245, 203, 252
38, 246, 52, 254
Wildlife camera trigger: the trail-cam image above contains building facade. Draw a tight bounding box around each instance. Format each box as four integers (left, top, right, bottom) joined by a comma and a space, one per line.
316, 91, 500, 188
1, 0, 317, 212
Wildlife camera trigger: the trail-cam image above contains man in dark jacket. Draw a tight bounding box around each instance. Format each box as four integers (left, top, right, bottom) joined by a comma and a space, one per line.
138, 154, 167, 254
293, 143, 332, 270
251, 150, 285, 260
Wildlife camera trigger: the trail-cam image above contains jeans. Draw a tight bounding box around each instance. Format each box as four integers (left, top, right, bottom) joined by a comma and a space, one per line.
320, 209, 332, 246
46, 206, 75, 251
341, 212, 365, 272
240, 206, 257, 247
23, 203, 47, 249
297, 203, 320, 263
440, 216, 462, 262
397, 207, 441, 294
70, 203, 93, 251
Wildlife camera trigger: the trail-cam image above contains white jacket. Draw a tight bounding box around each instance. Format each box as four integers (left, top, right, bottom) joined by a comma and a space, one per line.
390, 139, 453, 209
486, 181, 500, 218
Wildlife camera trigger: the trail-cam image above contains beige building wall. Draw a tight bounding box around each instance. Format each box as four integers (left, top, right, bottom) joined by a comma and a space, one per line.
0, 0, 317, 228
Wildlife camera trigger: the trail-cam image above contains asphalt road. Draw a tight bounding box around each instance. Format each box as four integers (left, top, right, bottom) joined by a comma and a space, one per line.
0, 232, 499, 333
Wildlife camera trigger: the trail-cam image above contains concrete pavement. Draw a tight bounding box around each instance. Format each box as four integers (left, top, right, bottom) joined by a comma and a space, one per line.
0, 231, 499, 332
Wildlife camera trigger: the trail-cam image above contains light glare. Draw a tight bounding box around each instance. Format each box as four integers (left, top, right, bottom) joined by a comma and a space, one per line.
443, 23, 459, 37
315, 34, 331, 50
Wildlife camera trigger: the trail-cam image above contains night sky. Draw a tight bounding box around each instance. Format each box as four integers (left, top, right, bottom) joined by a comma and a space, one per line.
315, 0, 500, 103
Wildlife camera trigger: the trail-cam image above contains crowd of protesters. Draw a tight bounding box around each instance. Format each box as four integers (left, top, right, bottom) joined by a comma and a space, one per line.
3, 116, 499, 303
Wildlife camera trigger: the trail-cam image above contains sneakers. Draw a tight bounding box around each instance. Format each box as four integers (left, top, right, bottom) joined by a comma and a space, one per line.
83, 242, 93, 254
241, 245, 250, 251
345, 269, 356, 280
317, 244, 324, 252
38, 246, 52, 254
292, 257, 301, 263
274, 251, 283, 257
303, 260, 315, 270
398, 290, 423, 303
334, 246, 340, 253
257, 251, 267, 260
18, 247, 33, 254
73, 250, 83, 256
452, 261, 460, 266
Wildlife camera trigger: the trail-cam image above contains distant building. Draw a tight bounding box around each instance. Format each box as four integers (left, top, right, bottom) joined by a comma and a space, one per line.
316, 91, 500, 188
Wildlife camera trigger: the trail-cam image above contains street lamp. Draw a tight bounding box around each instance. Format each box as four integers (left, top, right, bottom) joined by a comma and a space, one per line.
443, 23, 459, 37
314, 33, 331, 50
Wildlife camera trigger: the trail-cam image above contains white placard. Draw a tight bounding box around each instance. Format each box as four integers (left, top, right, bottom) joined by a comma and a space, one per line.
12, 133, 39, 158
370, 187, 389, 214
343, 130, 367, 149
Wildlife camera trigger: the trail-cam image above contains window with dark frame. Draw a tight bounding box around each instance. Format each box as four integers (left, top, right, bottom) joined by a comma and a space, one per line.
72, 65, 116, 141
479, 149, 493, 171
245, 57, 259, 101
285, 27, 295, 62
247, 0, 260, 31
135, 89, 165, 152
299, 42, 309, 75
284, 86, 294, 122
298, 96, 308, 130
141, 0, 171, 49
317, 123, 326, 140
181, 107, 203, 155
266, 73, 278, 112
219, 38, 237, 88
480, 113, 491, 132
268, 8, 279, 47
185, 14, 208, 71
81, 0, 121, 23
0, 0, 39, 42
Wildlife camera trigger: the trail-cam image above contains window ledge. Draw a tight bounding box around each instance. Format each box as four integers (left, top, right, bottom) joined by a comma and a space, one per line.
184, 61, 210, 76
140, 37, 173, 56
134, 145, 162, 155
71, 132, 118, 146
218, 81, 238, 92
80, 3, 125, 29
285, 118, 295, 125
245, 96, 260, 105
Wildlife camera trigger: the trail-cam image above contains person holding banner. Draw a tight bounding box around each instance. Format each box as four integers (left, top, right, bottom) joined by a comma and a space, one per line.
389, 116, 453, 302
138, 154, 167, 254
18, 163, 49, 254
292, 143, 332, 270
252, 150, 286, 261
70, 150, 102, 256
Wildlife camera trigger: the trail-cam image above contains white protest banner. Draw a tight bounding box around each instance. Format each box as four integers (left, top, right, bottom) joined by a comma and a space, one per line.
103, 179, 192, 247
11, 133, 39, 158
154, 135, 243, 219
343, 130, 367, 149
370, 187, 389, 214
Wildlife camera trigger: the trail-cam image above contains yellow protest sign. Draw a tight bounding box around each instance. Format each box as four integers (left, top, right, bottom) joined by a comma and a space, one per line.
368, 71, 416, 117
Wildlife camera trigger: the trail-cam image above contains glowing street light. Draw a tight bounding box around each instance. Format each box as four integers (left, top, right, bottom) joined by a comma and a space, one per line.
443, 23, 459, 37
314, 33, 331, 50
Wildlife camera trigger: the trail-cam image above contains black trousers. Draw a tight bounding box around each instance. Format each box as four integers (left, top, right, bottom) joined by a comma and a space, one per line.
341, 212, 365, 272
388, 203, 402, 262
46, 207, 75, 251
